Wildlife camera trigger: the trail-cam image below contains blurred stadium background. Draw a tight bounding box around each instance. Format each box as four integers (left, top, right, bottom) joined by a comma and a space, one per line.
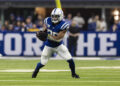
0, 0, 120, 86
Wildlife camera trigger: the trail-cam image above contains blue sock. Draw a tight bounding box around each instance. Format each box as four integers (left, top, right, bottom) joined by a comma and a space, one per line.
67, 59, 76, 75
34, 62, 44, 72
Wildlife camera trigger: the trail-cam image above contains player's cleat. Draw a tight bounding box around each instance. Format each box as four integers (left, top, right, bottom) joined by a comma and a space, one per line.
32, 71, 38, 78
72, 74, 80, 79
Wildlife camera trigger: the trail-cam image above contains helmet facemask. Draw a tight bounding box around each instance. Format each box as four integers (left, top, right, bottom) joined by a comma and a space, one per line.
51, 15, 60, 23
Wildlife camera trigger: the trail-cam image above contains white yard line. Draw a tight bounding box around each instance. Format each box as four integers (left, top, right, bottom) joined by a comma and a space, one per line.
0, 69, 70, 72
77, 66, 120, 69
0, 66, 120, 72
0, 80, 119, 82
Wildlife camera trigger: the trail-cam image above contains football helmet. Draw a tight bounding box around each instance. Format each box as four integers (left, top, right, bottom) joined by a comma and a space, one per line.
51, 8, 64, 23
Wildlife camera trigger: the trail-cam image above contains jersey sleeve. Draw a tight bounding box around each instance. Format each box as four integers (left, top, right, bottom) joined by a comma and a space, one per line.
60, 22, 70, 31
44, 17, 49, 26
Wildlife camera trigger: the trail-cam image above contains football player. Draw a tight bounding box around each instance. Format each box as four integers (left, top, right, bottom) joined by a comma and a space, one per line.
32, 8, 79, 78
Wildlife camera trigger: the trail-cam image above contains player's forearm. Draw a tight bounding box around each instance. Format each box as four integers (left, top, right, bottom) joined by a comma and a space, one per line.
42, 28, 47, 32
42, 24, 47, 32
51, 35, 63, 40
69, 32, 74, 36
49, 30, 66, 40
75, 33, 80, 36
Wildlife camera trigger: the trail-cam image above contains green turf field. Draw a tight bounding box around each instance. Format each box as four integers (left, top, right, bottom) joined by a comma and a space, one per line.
0, 59, 120, 86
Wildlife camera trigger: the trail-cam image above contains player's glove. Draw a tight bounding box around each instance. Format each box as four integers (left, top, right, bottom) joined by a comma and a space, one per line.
36, 31, 48, 41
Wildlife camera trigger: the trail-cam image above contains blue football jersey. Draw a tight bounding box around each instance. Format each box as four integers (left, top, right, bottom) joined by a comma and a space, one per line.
44, 17, 69, 47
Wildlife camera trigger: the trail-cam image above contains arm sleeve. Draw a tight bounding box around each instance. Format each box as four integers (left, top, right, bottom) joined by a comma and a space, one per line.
60, 22, 70, 31
44, 17, 49, 25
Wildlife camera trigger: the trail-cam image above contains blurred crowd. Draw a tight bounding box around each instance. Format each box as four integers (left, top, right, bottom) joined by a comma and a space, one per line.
0, 12, 120, 32
0, 13, 44, 32
66, 12, 120, 32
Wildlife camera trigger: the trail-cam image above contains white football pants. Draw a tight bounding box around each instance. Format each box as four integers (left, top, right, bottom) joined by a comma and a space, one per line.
40, 44, 72, 65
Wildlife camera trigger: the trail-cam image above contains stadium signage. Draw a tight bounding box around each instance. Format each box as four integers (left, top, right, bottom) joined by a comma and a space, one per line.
0, 32, 119, 56
77, 33, 117, 56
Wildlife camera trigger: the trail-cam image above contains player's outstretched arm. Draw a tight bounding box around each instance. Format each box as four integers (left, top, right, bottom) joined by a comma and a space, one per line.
51, 30, 67, 40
